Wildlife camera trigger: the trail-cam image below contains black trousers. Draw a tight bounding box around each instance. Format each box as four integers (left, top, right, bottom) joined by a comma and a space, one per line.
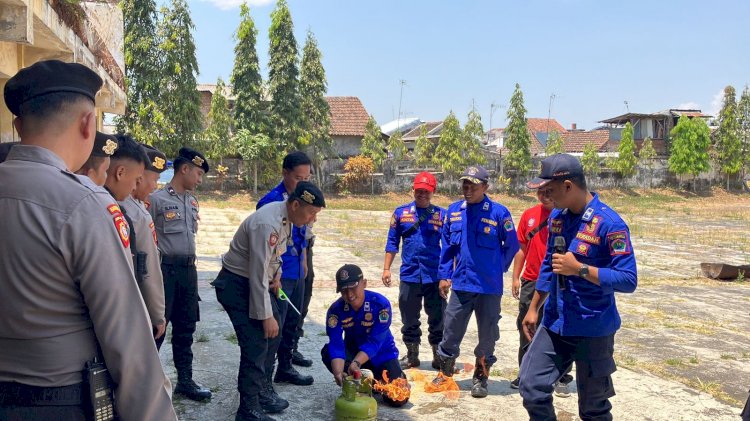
295, 243, 314, 342
156, 261, 199, 377
398, 281, 446, 346
320, 344, 404, 382
214, 268, 281, 398
277, 276, 305, 360
742, 390, 750, 421
517, 278, 544, 366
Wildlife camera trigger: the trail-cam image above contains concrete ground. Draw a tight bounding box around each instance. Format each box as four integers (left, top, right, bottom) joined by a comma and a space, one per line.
159, 204, 748, 421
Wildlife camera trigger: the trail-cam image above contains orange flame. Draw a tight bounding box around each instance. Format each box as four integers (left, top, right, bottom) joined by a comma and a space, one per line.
424, 372, 460, 399
373, 370, 411, 402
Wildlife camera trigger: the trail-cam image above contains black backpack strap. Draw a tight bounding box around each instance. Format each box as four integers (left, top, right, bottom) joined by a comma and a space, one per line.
525, 217, 549, 242
402, 205, 436, 236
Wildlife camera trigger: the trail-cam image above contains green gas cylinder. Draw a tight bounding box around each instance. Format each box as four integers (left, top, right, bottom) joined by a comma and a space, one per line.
334, 373, 378, 421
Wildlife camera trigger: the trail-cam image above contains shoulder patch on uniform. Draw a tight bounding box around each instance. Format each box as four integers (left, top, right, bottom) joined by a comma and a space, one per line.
378, 308, 390, 323
327, 314, 338, 328
607, 231, 631, 255
390, 213, 397, 228
576, 241, 591, 256
503, 218, 514, 231
582, 207, 594, 221
269, 232, 279, 247
107, 204, 130, 248
149, 221, 158, 245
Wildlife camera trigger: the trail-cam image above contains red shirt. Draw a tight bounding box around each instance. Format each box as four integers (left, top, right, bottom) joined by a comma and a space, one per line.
516, 204, 551, 282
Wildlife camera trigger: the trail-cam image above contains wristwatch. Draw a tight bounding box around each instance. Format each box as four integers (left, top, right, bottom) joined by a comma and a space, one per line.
578, 264, 589, 278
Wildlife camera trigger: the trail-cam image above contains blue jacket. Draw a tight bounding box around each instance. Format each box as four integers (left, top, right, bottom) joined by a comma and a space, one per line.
325, 290, 399, 367
438, 195, 519, 295
256, 182, 307, 280
385, 202, 446, 284
537, 193, 638, 337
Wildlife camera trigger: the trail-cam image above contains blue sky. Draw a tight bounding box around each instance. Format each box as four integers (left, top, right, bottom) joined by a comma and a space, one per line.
185, 0, 750, 130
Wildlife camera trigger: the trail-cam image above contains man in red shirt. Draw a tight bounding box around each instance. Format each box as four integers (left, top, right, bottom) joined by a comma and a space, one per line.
510, 180, 573, 396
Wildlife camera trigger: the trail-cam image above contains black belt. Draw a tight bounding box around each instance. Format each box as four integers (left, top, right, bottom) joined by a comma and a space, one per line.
0, 382, 83, 406
161, 254, 196, 266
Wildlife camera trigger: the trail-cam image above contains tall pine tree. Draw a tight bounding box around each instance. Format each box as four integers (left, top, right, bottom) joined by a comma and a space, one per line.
581, 143, 600, 178
413, 124, 434, 168
232, 3, 266, 134
669, 116, 711, 189
545, 131, 564, 156
738, 86, 750, 176
435, 111, 465, 192
268, 0, 301, 148
387, 130, 408, 160
158, 0, 202, 157
203, 77, 233, 161
504, 83, 532, 174
299, 29, 332, 184
464, 106, 487, 165
716, 85, 743, 188
360, 116, 386, 168
614, 121, 638, 178
639, 137, 657, 188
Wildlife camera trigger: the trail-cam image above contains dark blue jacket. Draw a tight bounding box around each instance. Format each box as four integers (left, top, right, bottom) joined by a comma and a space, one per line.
325, 290, 399, 367
536, 193, 638, 337
438, 195, 519, 295
256, 182, 307, 280
385, 202, 446, 284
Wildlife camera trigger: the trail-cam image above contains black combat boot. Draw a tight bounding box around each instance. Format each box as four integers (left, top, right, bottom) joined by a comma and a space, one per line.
175, 369, 212, 402
259, 367, 289, 413
430, 353, 456, 386
431, 344, 440, 370
291, 338, 313, 367
470, 358, 490, 398
399, 342, 421, 369
236, 394, 276, 421
274, 354, 314, 386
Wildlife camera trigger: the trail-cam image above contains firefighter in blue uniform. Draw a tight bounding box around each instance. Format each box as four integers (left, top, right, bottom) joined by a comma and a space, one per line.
322, 264, 405, 392
256, 152, 315, 388
431, 166, 520, 398
382, 171, 447, 370
520, 154, 638, 421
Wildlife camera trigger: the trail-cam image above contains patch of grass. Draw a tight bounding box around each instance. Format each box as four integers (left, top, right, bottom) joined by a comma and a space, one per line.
196, 332, 210, 343
742, 352, 750, 359
225, 332, 238, 345
664, 358, 683, 367
317, 331, 328, 336
719, 354, 736, 360
614, 352, 638, 367
210, 385, 221, 393
353, 249, 363, 257
691, 377, 722, 395
688, 355, 699, 364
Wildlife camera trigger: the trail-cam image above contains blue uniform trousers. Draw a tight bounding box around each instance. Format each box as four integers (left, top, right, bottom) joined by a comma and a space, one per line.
277, 276, 305, 360
214, 268, 282, 398
520, 327, 616, 421
399, 281, 446, 346
437, 290, 501, 366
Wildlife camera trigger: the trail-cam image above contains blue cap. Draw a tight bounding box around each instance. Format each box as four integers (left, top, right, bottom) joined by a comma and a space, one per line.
459, 165, 489, 184
527, 153, 584, 189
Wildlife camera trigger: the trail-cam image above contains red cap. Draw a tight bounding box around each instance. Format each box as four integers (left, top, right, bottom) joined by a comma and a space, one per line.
413, 172, 436, 193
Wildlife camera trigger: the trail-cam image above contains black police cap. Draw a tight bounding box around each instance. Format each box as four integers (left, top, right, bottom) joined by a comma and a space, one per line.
141, 144, 168, 173
335, 264, 364, 292
4, 60, 103, 116
527, 153, 584, 189
176, 147, 209, 173
290, 181, 326, 207
459, 165, 490, 184
91, 132, 118, 157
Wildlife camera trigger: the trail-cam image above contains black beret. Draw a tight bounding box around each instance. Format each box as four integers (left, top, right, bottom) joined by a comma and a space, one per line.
91, 132, 118, 157
4, 60, 103, 116
290, 181, 326, 207
176, 147, 209, 173
141, 144, 168, 173
0, 142, 19, 164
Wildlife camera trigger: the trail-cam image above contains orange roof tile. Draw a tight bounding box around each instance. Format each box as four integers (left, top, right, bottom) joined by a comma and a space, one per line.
526, 118, 567, 134
326, 96, 370, 136
561, 130, 609, 153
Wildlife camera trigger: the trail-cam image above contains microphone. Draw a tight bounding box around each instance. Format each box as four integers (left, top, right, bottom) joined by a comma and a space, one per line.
554, 236, 566, 290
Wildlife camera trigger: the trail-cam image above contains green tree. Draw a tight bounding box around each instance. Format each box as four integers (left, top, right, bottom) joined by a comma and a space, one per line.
716, 85, 743, 188
581, 143, 600, 178
738, 86, 750, 176
435, 111, 464, 193
464, 106, 487, 165
360, 116, 386, 168
504, 83, 532, 174
545, 130, 564, 156
232, 3, 266, 134
638, 137, 657, 188
268, 0, 301, 148
413, 124, 435, 168
387, 130, 408, 161
158, 0, 202, 157
234, 128, 275, 194
669, 116, 711, 190
117, 0, 167, 146
299, 29, 332, 184
613, 121, 638, 178
203, 77, 233, 161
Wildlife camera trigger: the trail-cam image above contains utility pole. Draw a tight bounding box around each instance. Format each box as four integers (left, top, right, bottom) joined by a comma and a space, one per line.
624, 100, 630, 113
547, 93, 556, 134
397, 79, 406, 132
488, 102, 503, 144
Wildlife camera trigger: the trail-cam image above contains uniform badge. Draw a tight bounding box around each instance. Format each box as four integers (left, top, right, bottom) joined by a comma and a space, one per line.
378, 308, 390, 323
390, 214, 397, 228
365, 312, 372, 321
107, 204, 130, 248
153, 156, 166, 170
607, 231, 631, 255
340, 270, 349, 280
102, 139, 118, 156
344, 303, 349, 311
482, 202, 489, 211
582, 207, 594, 221
503, 219, 514, 231
575, 231, 601, 245
301, 190, 316, 204
269, 232, 278, 247
165, 211, 177, 220
149, 221, 158, 245
327, 315, 338, 328
528, 218, 535, 227
584, 216, 600, 234
551, 219, 563, 234
364, 301, 370, 312
467, 167, 478, 176
433, 213, 440, 220
576, 242, 591, 256
144, 200, 151, 210
192, 156, 205, 167
484, 226, 491, 234
191, 200, 198, 208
